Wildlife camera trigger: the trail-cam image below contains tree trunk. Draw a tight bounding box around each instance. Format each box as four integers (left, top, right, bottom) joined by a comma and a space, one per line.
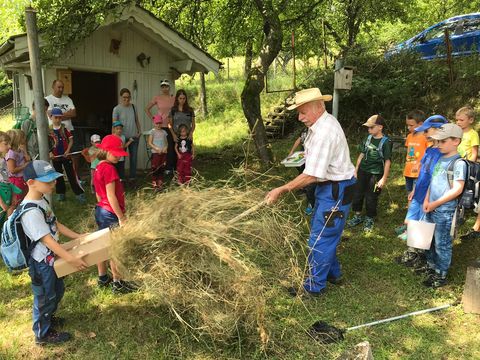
240, 0, 283, 167
199, 72, 208, 117
244, 39, 253, 78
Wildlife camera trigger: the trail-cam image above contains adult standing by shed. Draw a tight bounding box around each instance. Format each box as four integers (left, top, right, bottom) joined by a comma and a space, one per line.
168, 89, 195, 173
145, 80, 175, 173
265, 88, 356, 297
45, 79, 80, 172
112, 88, 142, 183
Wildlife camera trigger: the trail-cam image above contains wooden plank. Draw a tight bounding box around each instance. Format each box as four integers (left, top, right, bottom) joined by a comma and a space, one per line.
462, 259, 480, 314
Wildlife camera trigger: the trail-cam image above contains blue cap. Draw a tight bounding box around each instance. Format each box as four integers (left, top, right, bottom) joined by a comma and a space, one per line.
414, 115, 448, 132
50, 107, 63, 117
112, 120, 123, 128
24, 160, 63, 182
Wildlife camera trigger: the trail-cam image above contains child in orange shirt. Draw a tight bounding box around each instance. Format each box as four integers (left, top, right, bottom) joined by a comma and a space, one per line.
404, 110, 428, 199
396, 110, 427, 237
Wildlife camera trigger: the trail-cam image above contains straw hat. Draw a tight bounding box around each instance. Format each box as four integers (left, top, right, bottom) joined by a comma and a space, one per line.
287, 88, 333, 110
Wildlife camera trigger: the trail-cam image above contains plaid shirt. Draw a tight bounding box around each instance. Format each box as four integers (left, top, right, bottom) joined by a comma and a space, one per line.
303, 111, 355, 182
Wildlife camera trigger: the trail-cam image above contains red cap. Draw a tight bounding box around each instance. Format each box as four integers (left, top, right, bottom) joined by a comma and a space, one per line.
96, 135, 128, 157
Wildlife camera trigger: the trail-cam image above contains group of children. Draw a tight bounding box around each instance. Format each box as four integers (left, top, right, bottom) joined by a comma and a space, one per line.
4, 101, 197, 345
345, 106, 477, 289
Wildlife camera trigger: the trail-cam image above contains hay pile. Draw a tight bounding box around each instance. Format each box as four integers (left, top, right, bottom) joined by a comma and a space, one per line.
110, 186, 306, 346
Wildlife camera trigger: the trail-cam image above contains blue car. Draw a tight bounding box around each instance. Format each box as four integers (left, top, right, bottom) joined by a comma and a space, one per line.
386, 13, 480, 60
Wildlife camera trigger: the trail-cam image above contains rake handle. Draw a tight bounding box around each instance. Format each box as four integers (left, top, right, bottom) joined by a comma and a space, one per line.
227, 201, 266, 225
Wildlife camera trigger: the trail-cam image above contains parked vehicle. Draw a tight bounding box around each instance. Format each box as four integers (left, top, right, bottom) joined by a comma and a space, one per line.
386, 13, 480, 60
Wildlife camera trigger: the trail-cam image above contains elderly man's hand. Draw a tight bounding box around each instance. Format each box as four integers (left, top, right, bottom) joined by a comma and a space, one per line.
265, 187, 285, 205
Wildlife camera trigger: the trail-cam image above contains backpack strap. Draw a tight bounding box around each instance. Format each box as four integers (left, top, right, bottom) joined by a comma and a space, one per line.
377, 135, 389, 160
15, 202, 49, 255
446, 156, 464, 189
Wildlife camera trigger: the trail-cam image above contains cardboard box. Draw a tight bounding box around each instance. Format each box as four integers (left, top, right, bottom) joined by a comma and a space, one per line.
54, 228, 111, 277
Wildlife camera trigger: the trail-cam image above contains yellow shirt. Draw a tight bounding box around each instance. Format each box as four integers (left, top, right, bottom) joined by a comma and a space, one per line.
458, 128, 479, 160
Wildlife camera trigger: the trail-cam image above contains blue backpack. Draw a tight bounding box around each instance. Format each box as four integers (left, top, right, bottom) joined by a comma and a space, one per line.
364, 134, 389, 162
0, 202, 47, 271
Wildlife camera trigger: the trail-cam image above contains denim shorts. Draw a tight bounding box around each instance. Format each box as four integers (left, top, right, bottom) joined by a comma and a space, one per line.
95, 206, 119, 230
405, 198, 425, 221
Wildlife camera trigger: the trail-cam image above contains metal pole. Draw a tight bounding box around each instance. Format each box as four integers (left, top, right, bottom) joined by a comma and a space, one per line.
25, 7, 49, 163
332, 58, 343, 119
292, 31, 296, 90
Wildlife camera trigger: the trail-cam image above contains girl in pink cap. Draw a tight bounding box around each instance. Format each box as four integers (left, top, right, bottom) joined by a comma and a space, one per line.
93, 135, 136, 294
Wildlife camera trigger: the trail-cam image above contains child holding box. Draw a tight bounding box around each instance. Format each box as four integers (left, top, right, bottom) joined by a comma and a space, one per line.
20, 160, 88, 345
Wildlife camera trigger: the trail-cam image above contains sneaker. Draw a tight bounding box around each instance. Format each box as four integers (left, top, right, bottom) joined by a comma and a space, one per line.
363, 217, 374, 232
394, 224, 407, 235
76, 193, 87, 204
55, 194, 66, 202
394, 250, 417, 265
397, 231, 407, 241
111, 280, 139, 294
35, 329, 71, 345
460, 230, 480, 241
287, 286, 325, 298
347, 214, 363, 228
327, 275, 343, 285
413, 264, 434, 276
423, 273, 448, 288
97, 275, 112, 288
50, 315, 65, 328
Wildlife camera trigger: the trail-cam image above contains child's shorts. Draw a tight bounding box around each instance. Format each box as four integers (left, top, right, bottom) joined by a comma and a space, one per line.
405, 176, 417, 193
405, 198, 425, 221
95, 206, 119, 230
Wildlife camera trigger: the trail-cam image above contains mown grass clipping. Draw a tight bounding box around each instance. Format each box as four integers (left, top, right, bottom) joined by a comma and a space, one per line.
110, 185, 307, 347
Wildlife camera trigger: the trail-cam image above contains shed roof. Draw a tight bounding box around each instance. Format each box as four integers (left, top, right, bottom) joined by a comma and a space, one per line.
0, 4, 220, 74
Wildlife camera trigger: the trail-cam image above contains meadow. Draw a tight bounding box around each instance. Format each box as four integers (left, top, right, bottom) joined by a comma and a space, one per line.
0, 59, 479, 359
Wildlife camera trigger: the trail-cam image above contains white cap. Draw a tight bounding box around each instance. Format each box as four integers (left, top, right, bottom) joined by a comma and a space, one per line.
90, 134, 101, 143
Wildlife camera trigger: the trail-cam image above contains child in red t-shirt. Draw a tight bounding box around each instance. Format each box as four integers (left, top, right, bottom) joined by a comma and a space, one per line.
93, 135, 136, 294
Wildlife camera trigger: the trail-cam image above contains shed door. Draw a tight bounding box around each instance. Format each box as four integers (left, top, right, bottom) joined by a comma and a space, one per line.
70, 71, 117, 148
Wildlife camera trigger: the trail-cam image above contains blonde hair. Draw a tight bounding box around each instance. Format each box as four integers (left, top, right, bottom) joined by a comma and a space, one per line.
96, 149, 108, 161
6, 129, 26, 151
456, 106, 475, 119
0, 131, 11, 144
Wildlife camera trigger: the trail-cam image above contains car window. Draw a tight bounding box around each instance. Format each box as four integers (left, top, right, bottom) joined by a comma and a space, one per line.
462, 19, 480, 34
423, 23, 454, 41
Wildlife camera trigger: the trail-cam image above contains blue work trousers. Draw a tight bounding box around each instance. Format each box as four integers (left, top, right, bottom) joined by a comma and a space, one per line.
28, 258, 65, 339
304, 177, 356, 293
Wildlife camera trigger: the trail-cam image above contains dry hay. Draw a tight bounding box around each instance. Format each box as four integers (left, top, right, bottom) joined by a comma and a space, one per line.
110, 185, 306, 347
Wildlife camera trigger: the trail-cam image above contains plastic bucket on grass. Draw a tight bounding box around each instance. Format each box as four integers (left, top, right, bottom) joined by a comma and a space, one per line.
407, 220, 435, 250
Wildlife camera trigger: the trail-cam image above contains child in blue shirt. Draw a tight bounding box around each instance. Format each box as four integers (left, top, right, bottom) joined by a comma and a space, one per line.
421, 123, 466, 288
396, 115, 448, 266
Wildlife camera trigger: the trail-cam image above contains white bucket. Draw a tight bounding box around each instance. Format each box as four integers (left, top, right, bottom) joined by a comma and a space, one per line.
407, 220, 435, 250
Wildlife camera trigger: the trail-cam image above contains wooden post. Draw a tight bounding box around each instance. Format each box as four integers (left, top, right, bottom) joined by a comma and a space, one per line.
199, 72, 208, 117
25, 7, 49, 163
462, 259, 480, 314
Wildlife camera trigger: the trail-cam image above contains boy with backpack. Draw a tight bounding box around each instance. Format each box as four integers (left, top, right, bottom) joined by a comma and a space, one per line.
347, 115, 392, 232
420, 123, 467, 288
1, 160, 88, 344
49, 107, 86, 203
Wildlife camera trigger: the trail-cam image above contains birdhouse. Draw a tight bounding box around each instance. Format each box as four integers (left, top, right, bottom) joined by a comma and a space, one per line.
334, 66, 354, 90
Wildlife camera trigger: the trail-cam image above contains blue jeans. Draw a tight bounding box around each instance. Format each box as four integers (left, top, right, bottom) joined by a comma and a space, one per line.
95, 206, 119, 230
304, 177, 356, 293
28, 258, 65, 339
127, 137, 139, 180
425, 208, 454, 277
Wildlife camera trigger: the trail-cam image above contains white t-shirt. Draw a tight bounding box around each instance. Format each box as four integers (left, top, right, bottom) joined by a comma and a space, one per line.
45, 94, 76, 131
20, 198, 59, 263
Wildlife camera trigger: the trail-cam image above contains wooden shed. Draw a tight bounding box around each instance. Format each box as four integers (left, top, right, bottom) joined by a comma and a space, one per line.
0, 4, 220, 169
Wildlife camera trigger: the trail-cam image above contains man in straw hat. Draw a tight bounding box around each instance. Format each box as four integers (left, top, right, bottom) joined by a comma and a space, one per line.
266, 88, 356, 297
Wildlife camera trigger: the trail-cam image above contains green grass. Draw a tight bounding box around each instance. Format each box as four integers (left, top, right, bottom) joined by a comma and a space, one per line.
1, 63, 480, 359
